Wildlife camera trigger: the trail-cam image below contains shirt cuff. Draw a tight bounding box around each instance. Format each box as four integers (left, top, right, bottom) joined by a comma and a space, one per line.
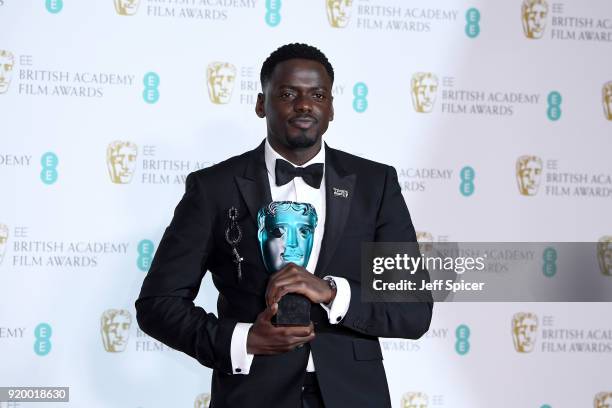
230, 322, 254, 375
320, 276, 351, 324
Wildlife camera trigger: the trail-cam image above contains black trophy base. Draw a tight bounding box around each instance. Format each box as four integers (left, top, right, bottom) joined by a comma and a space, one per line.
273, 294, 311, 326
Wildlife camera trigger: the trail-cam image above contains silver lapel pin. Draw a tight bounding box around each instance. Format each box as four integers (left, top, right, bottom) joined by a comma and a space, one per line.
224, 206, 244, 281
333, 187, 349, 198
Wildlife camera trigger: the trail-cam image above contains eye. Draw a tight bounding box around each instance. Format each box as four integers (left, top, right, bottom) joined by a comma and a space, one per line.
270, 227, 284, 238
299, 226, 313, 237
279, 91, 295, 99
313, 93, 325, 100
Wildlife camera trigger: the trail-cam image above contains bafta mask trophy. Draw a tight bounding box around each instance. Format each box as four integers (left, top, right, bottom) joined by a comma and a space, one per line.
257, 201, 318, 326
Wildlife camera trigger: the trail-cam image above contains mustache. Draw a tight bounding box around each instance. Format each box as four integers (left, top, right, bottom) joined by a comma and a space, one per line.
289, 114, 317, 123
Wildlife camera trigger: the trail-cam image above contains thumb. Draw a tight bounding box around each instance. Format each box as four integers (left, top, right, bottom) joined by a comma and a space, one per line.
261, 302, 278, 321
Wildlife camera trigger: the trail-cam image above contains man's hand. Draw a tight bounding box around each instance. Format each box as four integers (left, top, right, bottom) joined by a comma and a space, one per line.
265, 263, 336, 307
246, 302, 315, 354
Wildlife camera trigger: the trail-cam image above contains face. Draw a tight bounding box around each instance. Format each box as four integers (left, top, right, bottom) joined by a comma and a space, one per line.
402, 393, 428, 408
259, 206, 317, 272
102, 311, 131, 352
416, 231, 434, 254
0, 50, 14, 94
598, 238, 612, 276
412, 74, 438, 113
207, 62, 236, 104
107, 142, 137, 184
513, 314, 538, 352
603, 83, 612, 120
327, 0, 353, 28
0, 224, 8, 264
114, 0, 140, 15
194, 393, 211, 408
523, 1, 548, 38
517, 157, 542, 195
596, 393, 612, 408
256, 59, 334, 152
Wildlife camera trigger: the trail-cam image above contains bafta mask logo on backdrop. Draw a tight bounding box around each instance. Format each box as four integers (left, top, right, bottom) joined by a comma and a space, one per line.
0, 50, 14, 94
0, 224, 8, 265
416, 231, 434, 254
326, 0, 353, 28
401, 392, 429, 408
207, 62, 237, 104
602, 81, 612, 120
597, 236, 612, 277
411, 73, 439, 113
101, 309, 132, 352
521, 0, 549, 39
511, 312, 538, 353
595, 392, 612, 408
194, 393, 211, 408
107, 141, 138, 184
113, 0, 140, 16
516, 155, 543, 196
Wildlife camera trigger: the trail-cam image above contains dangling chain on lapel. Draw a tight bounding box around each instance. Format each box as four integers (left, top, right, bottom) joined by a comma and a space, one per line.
224, 207, 244, 281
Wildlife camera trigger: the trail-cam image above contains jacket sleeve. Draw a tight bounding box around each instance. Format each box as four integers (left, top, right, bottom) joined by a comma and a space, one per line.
340, 165, 433, 339
135, 172, 237, 374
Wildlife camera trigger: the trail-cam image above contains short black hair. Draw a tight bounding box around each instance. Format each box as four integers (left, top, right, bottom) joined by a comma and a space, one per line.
260, 43, 334, 89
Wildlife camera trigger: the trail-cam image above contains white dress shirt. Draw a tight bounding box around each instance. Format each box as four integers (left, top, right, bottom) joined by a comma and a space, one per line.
229, 138, 352, 374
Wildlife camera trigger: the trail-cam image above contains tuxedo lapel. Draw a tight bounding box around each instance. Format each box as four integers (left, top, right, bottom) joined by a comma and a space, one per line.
234, 140, 273, 226
314, 144, 357, 277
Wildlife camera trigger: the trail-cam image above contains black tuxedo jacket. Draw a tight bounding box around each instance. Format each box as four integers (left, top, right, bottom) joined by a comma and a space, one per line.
136, 140, 433, 408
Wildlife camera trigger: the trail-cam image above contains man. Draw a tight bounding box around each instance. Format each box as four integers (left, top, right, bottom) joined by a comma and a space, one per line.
136, 43, 433, 408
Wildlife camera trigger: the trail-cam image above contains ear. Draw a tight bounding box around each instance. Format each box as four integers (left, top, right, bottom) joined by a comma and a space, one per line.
255, 93, 265, 118
329, 96, 334, 122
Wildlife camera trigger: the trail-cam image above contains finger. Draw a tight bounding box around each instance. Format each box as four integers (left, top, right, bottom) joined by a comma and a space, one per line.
281, 324, 314, 338
275, 282, 319, 304
260, 302, 278, 322
267, 277, 300, 305
266, 270, 298, 305
285, 331, 316, 348
275, 263, 306, 279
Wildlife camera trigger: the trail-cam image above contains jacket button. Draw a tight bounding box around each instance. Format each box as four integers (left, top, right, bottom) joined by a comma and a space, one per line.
235, 368, 242, 373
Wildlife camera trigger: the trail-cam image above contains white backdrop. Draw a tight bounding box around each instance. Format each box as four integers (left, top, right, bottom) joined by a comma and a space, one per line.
1, 0, 611, 407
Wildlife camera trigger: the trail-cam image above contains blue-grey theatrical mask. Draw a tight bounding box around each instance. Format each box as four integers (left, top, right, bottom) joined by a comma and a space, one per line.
257, 201, 318, 272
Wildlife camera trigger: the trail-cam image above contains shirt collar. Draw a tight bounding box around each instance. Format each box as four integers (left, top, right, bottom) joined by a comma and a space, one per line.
264, 138, 325, 183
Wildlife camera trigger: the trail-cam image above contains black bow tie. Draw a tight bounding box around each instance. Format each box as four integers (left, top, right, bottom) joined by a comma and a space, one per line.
275, 159, 324, 189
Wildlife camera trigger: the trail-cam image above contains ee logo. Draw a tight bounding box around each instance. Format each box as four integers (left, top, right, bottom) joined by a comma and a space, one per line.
459, 166, 475, 197
34, 323, 52, 356
465, 8, 480, 38
542, 247, 557, 277
143, 72, 160, 104
265, 0, 281, 27
137, 239, 155, 272
547, 91, 562, 121
352, 82, 368, 113
45, 0, 63, 13
40, 152, 59, 185
455, 324, 470, 355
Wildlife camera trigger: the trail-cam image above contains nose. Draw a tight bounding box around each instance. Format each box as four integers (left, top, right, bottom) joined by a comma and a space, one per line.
285, 228, 298, 247
294, 94, 313, 113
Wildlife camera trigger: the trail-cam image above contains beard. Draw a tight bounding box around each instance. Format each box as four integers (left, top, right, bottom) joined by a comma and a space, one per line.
286, 132, 317, 149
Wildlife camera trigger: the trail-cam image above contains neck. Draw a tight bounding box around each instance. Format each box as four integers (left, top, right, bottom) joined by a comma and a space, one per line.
268, 137, 322, 166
